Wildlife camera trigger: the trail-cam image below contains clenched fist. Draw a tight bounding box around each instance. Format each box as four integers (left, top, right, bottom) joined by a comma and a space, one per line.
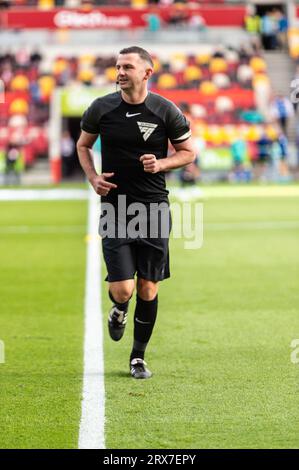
140, 154, 162, 174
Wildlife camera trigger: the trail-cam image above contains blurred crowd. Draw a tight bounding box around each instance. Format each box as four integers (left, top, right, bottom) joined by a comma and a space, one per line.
1, 42, 297, 183
0, 44, 272, 129
0, 0, 223, 9
244, 6, 288, 51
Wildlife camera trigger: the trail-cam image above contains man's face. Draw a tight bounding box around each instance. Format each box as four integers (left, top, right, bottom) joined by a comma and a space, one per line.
116, 53, 152, 91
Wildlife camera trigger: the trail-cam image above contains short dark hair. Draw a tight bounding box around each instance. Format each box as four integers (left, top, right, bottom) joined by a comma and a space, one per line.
119, 46, 154, 68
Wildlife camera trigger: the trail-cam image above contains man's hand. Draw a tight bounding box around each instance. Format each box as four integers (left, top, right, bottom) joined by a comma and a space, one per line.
140, 154, 162, 174
90, 173, 117, 196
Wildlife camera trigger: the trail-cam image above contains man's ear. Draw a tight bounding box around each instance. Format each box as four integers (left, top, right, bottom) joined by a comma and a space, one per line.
144, 68, 153, 80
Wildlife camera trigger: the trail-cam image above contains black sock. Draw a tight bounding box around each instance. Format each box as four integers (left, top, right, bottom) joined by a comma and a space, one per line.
130, 294, 158, 362
109, 290, 129, 312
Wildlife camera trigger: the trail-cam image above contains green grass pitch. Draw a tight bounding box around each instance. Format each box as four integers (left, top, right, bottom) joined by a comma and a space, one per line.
0, 189, 299, 448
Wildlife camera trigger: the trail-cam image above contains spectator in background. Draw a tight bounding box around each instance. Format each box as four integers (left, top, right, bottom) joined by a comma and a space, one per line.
270, 93, 294, 134
291, 65, 299, 113
167, 8, 188, 28
146, 11, 161, 33
177, 102, 200, 187
0, 1, 10, 9
5, 143, 23, 185
131, 0, 148, 7
231, 137, 246, 166
30, 49, 42, 65
277, 131, 288, 161
275, 9, 288, 50
257, 132, 271, 162
230, 137, 251, 182
271, 131, 289, 180
38, 0, 55, 9
188, 14, 206, 33
256, 131, 272, 180
179, 158, 200, 187
61, 130, 75, 178
261, 11, 278, 50
244, 5, 261, 51
212, 46, 225, 59
159, 0, 174, 4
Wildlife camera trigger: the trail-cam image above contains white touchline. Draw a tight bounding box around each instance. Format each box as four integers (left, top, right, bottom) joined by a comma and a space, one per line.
0, 189, 88, 201
78, 187, 105, 449
0, 225, 86, 234
203, 221, 299, 231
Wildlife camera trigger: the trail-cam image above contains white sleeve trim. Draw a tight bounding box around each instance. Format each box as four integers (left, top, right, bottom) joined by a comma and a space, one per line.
171, 130, 192, 142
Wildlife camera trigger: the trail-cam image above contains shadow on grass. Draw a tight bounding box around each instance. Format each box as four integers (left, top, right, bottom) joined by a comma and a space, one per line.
104, 370, 131, 379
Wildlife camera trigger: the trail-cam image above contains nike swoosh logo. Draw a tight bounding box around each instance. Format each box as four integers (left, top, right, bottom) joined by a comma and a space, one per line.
126, 112, 141, 118
135, 317, 151, 325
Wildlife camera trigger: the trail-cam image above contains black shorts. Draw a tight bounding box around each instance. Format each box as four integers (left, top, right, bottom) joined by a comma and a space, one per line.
99, 202, 171, 283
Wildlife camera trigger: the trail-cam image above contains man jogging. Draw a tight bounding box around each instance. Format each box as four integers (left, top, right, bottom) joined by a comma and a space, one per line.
77, 46, 195, 379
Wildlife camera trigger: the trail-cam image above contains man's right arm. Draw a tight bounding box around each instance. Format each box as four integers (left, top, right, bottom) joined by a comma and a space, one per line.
76, 130, 117, 196
76, 130, 99, 183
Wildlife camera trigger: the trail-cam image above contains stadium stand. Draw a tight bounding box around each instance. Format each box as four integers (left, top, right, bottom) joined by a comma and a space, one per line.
0, 0, 227, 8
0, 44, 282, 179
0, 0, 297, 183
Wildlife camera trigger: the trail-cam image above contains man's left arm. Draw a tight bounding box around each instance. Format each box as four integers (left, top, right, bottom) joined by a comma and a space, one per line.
140, 137, 195, 174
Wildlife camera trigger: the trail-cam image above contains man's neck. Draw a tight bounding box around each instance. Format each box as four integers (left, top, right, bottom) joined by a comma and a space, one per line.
121, 89, 148, 105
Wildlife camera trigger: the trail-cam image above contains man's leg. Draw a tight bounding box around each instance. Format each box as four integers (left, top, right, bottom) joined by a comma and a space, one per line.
130, 278, 159, 379
109, 279, 135, 304
108, 279, 135, 341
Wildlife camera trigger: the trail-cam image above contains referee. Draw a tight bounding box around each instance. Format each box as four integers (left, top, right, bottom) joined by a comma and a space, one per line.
77, 46, 195, 379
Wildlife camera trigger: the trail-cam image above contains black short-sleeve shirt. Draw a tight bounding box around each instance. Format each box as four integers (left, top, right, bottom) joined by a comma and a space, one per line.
81, 91, 191, 204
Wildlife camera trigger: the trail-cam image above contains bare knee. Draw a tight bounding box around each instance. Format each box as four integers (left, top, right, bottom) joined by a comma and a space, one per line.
109, 280, 135, 304
137, 278, 159, 301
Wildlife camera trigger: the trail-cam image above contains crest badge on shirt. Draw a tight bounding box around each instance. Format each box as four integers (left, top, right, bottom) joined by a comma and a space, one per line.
137, 121, 158, 141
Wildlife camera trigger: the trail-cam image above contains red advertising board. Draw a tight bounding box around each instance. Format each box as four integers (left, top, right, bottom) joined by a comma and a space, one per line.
0, 6, 246, 30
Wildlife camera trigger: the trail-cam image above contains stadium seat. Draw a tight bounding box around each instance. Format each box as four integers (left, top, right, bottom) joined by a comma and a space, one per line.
199, 81, 218, 95
105, 66, 118, 83
152, 58, 161, 74
209, 57, 228, 74
195, 52, 212, 66
250, 57, 267, 73
237, 64, 253, 85
183, 65, 202, 83
157, 73, 177, 89
8, 115, 28, 128
9, 98, 29, 115
78, 69, 95, 84
170, 53, 187, 73
212, 73, 231, 89
190, 104, 207, 119
53, 58, 69, 76
215, 96, 234, 113
38, 76, 56, 100
0, 45, 275, 174
10, 75, 30, 92
252, 73, 271, 89
79, 55, 96, 67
